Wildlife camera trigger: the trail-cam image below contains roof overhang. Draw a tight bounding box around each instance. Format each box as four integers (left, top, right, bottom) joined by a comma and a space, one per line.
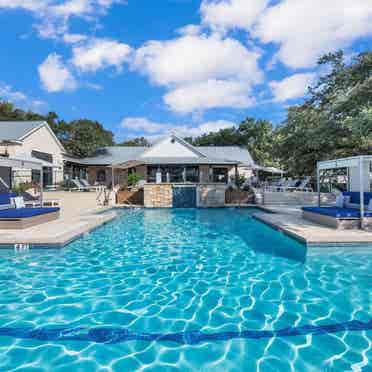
318, 155, 372, 170
0, 156, 42, 170
109, 160, 146, 170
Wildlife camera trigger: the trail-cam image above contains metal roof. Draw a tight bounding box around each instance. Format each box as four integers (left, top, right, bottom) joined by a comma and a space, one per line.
318, 155, 372, 170
0, 121, 45, 141
196, 146, 255, 166
65, 145, 254, 167
140, 157, 238, 165
69, 147, 147, 165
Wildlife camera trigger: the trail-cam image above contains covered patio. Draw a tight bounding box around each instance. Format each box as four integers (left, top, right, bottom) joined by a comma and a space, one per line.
303, 155, 372, 230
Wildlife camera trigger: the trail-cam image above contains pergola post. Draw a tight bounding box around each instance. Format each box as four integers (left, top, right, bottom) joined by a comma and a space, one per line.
111, 166, 115, 190
40, 167, 44, 205
359, 156, 364, 228
317, 163, 320, 207
235, 164, 239, 187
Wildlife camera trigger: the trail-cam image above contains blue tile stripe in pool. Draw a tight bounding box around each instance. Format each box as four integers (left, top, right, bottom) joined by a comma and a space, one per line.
0, 320, 370, 345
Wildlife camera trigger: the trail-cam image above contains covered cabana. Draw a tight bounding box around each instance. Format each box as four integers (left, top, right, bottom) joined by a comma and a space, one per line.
108, 160, 145, 189
303, 155, 372, 229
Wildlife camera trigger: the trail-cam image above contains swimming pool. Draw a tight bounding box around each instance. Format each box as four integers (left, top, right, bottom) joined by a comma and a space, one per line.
0, 208, 370, 371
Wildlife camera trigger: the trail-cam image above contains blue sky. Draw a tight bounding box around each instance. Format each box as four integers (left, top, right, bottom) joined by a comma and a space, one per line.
0, 0, 371, 143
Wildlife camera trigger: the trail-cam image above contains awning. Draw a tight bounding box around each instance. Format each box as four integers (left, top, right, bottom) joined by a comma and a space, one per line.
254, 165, 286, 174
12, 154, 60, 169
318, 155, 372, 170
0, 156, 42, 170
109, 160, 146, 170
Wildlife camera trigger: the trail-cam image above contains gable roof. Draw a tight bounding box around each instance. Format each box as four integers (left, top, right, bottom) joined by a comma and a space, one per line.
0, 121, 66, 151
196, 146, 255, 166
0, 121, 45, 141
140, 133, 207, 159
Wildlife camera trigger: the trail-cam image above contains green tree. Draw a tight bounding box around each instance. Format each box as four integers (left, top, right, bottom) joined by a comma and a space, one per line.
63, 119, 114, 157
119, 137, 150, 147
276, 51, 372, 175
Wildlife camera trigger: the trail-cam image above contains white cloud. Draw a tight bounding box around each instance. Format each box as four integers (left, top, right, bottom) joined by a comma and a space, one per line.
269, 73, 316, 102
0, 0, 48, 11
121, 116, 235, 138
254, 0, 372, 68
0, 81, 47, 111
63, 33, 88, 44
0, 0, 122, 41
134, 33, 261, 86
38, 53, 77, 92
121, 117, 166, 134
71, 38, 132, 72
0, 82, 27, 102
201, 0, 268, 32
133, 33, 262, 113
164, 79, 255, 113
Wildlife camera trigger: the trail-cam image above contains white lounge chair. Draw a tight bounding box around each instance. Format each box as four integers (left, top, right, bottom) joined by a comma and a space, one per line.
80, 179, 102, 191
69, 179, 92, 191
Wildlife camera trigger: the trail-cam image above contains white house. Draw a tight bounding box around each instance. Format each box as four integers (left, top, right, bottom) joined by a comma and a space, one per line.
0, 121, 65, 187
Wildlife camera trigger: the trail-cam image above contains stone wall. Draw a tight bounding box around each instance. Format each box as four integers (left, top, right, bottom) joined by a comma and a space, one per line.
260, 191, 336, 206
197, 184, 226, 207
144, 184, 173, 208
143, 183, 227, 208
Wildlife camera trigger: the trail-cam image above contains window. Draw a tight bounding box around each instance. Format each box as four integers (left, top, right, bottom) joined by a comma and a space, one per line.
212, 168, 228, 183
32, 150, 53, 163
31, 169, 41, 184
185, 166, 199, 183
96, 169, 106, 183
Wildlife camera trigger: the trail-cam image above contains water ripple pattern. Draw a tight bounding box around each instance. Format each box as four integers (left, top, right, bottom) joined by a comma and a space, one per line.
0, 208, 371, 371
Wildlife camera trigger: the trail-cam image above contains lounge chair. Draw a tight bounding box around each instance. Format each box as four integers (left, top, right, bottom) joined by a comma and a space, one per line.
69, 179, 96, 192
302, 206, 372, 229
288, 177, 313, 192
0, 193, 60, 229
80, 179, 102, 191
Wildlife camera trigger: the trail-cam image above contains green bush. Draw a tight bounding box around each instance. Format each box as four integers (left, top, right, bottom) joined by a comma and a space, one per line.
127, 173, 142, 187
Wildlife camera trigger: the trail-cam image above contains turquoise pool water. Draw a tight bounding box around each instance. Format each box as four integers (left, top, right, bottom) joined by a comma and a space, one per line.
0, 208, 371, 371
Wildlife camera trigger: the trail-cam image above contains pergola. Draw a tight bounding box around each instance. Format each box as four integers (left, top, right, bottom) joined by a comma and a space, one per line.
317, 155, 372, 218
108, 160, 145, 189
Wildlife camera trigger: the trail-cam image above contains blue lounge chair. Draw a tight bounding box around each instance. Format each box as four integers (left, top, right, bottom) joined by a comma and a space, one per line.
0, 192, 60, 229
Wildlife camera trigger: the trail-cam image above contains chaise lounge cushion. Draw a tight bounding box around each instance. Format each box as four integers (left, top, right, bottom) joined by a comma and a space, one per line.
302, 206, 372, 218
342, 192, 372, 206
0, 192, 17, 205
0, 207, 59, 219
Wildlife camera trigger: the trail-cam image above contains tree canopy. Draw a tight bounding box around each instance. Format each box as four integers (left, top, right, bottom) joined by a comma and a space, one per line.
188, 51, 372, 176
0, 102, 114, 157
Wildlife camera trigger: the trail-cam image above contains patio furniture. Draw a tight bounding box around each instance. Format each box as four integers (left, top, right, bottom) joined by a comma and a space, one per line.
80, 179, 102, 191
302, 206, 371, 229
69, 179, 96, 192
0, 192, 60, 229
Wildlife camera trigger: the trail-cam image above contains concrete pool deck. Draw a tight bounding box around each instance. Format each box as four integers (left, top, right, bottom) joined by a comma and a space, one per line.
0, 192, 117, 248
253, 205, 372, 245
0, 193, 371, 248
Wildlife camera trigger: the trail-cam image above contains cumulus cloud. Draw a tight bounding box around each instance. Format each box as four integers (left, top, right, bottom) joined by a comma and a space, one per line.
134, 33, 261, 86
38, 53, 77, 92
121, 117, 166, 134
254, 0, 372, 68
269, 73, 316, 102
201, 0, 268, 32
0, 81, 47, 111
71, 38, 132, 72
0, 0, 122, 41
63, 33, 88, 44
164, 79, 255, 113
121, 117, 235, 138
133, 33, 262, 113
0, 82, 27, 102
